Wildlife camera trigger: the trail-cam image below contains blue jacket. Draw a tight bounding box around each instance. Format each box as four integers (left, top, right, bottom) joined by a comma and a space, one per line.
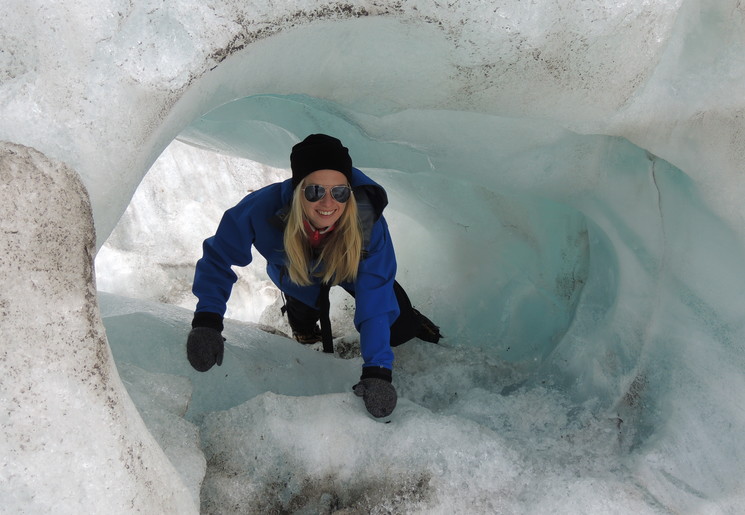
192, 168, 399, 370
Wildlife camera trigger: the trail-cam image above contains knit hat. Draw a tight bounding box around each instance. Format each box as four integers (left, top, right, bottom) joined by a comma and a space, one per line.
290, 134, 353, 188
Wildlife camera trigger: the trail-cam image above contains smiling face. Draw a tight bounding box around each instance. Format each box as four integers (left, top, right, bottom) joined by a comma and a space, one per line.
299, 169, 349, 229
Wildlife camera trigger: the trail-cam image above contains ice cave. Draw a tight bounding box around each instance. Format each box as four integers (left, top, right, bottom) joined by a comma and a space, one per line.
2, 0, 745, 513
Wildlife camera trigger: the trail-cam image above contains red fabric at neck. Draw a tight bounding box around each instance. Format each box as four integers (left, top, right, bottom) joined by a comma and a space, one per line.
303, 219, 336, 247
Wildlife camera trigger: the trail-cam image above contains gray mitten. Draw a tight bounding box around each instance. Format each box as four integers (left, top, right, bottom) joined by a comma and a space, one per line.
353, 367, 397, 418
187, 327, 224, 372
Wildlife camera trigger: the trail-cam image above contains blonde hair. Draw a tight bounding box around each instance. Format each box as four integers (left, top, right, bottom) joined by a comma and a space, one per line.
283, 181, 363, 286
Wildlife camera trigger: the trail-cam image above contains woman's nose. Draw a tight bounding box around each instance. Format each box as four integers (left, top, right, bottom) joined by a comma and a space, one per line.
319, 192, 335, 206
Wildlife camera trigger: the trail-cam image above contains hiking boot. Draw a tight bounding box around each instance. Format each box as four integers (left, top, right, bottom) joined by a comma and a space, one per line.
292, 325, 323, 344
413, 309, 442, 343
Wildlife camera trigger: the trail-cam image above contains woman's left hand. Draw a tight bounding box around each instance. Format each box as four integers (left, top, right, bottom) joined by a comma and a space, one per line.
353, 378, 397, 418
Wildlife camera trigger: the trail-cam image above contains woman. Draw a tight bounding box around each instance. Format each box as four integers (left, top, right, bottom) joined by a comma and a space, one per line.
186, 134, 440, 418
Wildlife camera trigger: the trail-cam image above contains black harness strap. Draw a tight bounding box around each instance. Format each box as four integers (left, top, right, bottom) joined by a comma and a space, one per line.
318, 283, 333, 353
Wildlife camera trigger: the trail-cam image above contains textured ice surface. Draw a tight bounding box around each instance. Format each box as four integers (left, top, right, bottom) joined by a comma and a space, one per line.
102, 293, 663, 513
0, 143, 197, 514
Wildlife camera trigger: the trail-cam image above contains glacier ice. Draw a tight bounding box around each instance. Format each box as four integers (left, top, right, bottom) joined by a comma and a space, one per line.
2, 0, 745, 513
0, 143, 197, 514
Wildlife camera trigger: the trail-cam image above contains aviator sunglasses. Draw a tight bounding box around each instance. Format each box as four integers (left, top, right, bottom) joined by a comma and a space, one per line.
303, 184, 352, 203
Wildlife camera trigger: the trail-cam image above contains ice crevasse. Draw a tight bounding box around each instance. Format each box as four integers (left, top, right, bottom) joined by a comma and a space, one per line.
1, 0, 745, 513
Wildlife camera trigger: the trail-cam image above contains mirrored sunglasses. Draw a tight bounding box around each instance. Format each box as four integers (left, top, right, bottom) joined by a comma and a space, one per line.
303, 184, 352, 203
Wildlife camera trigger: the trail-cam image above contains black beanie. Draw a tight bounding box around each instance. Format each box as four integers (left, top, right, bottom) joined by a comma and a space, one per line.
290, 134, 353, 188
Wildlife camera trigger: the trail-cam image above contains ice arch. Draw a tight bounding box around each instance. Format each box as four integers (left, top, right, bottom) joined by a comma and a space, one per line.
2, 0, 745, 513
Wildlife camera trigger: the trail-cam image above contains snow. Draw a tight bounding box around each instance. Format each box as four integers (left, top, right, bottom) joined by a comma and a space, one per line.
99, 292, 661, 513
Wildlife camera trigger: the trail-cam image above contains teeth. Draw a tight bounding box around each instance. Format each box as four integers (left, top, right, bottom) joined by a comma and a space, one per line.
319, 210, 334, 215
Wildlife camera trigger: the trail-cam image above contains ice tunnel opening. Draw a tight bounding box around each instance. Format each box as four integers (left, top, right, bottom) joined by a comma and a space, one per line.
99, 92, 607, 371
